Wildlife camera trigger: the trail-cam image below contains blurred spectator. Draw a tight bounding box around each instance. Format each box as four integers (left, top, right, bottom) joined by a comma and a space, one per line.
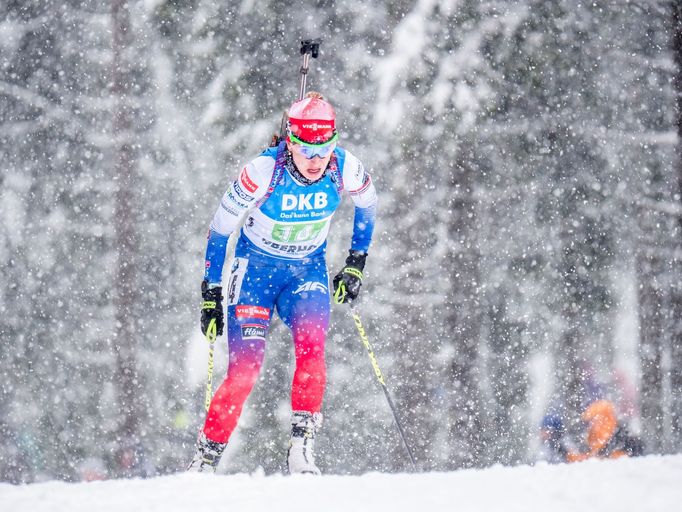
115, 438, 156, 478
567, 399, 644, 462
579, 362, 607, 409
77, 457, 107, 481
538, 413, 570, 463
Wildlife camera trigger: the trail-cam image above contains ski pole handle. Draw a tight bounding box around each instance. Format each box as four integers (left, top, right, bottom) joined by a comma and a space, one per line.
349, 303, 385, 386
204, 319, 217, 411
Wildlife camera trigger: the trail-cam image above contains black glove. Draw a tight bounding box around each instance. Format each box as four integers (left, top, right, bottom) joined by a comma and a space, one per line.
333, 251, 367, 304
201, 280, 224, 338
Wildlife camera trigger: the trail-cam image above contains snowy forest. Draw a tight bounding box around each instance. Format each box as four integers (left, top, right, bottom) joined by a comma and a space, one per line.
1, 0, 681, 483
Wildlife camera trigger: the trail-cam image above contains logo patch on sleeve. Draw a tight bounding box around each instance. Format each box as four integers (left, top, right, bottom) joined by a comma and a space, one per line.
241, 324, 266, 340
239, 167, 258, 193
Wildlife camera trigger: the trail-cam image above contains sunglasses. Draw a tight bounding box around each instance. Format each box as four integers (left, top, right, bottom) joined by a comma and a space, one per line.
289, 132, 338, 159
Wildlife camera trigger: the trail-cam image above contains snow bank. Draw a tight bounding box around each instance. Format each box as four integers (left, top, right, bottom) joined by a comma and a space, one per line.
2, 454, 680, 512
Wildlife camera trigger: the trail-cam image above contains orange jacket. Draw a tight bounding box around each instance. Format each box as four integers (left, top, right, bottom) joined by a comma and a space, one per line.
567, 400, 628, 462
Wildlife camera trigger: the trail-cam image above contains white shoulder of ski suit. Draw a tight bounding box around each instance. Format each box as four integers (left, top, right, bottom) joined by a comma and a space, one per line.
209, 155, 275, 236
341, 149, 377, 209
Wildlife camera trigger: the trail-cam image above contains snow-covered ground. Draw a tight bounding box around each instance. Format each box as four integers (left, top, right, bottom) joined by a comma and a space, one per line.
2, 455, 681, 512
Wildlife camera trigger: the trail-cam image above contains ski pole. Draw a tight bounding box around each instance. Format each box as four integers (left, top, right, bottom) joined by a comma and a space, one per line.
204, 319, 217, 411
348, 302, 418, 470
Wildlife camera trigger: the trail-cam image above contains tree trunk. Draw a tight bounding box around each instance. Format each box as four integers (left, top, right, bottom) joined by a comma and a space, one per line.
111, 0, 142, 469
637, 252, 666, 453
670, 0, 682, 452
556, 223, 590, 435
487, 296, 527, 465
445, 148, 485, 468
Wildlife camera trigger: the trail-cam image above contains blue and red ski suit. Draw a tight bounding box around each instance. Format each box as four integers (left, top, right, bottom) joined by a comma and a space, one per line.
202, 141, 377, 443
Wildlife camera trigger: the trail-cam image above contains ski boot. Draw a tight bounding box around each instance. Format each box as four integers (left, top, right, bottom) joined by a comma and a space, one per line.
187, 432, 227, 473
287, 411, 323, 475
